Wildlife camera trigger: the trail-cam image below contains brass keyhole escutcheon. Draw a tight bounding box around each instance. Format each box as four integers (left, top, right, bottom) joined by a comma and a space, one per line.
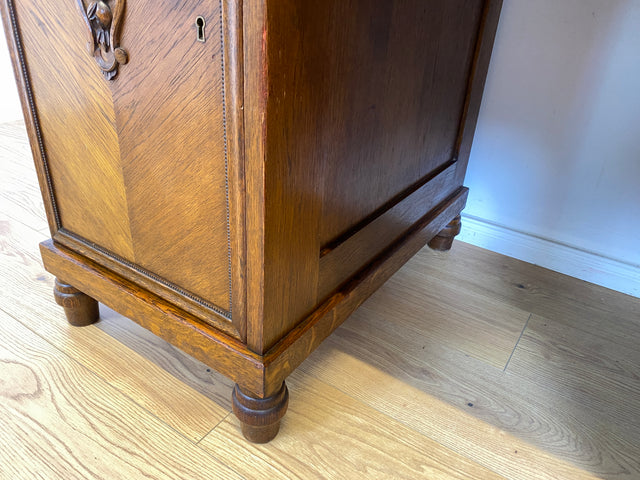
196, 16, 206, 42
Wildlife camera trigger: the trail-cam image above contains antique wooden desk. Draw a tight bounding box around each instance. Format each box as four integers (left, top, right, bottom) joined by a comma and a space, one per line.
1, 0, 502, 442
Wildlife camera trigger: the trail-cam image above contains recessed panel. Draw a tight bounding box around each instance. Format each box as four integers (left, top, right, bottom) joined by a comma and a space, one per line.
12, 0, 232, 316
318, 0, 485, 248
113, 0, 231, 313
13, 0, 135, 260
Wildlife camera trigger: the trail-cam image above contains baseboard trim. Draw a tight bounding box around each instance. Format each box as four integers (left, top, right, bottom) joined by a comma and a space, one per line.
457, 214, 640, 298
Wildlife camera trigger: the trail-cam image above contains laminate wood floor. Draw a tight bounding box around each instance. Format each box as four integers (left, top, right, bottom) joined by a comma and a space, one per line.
1, 120, 639, 479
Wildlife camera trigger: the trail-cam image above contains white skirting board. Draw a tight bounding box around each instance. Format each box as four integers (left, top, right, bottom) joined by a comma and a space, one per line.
457, 214, 640, 299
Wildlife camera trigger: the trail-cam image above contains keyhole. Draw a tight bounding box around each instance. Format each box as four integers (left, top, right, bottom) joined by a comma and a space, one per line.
196, 16, 206, 42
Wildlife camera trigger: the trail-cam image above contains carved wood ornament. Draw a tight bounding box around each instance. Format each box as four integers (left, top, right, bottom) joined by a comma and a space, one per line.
76, 0, 128, 80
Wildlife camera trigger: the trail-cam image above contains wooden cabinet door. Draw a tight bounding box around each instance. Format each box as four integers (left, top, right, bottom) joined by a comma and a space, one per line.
7, 0, 236, 334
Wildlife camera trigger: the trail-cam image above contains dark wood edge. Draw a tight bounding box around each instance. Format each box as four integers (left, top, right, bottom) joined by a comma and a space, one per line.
53, 278, 100, 327
215, 0, 235, 317
454, 0, 503, 185
262, 188, 469, 391
317, 162, 458, 301
39, 239, 266, 394
428, 215, 462, 251
242, 0, 268, 352
40, 184, 465, 398
232, 381, 288, 442
1, 0, 60, 235
222, 0, 248, 342
54, 229, 240, 339
320, 159, 457, 257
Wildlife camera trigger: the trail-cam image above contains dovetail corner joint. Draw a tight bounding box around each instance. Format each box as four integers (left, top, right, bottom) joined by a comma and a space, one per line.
76, 0, 128, 80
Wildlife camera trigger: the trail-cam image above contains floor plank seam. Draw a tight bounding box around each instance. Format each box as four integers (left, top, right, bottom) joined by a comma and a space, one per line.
196, 411, 232, 445
4, 116, 640, 477
503, 313, 531, 372
0, 304, 253, 479
0, 303, 239, 468
0, 203, 48, 232
0, 207, 47, 237
300, 367, 509, 477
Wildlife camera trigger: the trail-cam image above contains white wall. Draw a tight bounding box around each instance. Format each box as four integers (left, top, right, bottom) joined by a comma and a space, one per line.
462, 0, 640, 297
0, 21, 23, 123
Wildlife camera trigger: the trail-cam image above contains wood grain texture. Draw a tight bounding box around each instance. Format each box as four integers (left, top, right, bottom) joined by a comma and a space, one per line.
1, 6, 69, 235
240, 0, 272, 354
39, 238, 268, 395
369, 246, 531, 369
113, 0, 232, 313
263, 189, 469, 392
0, 213, 231, 442
420, 241, 640, 352
318, 163, 459, 301
257, 0, 324, 353
253, 0, 491, 353
222, 0, 248, 340
232, 381, 289, 443
508, 314, 640, 433
4, 0, 236, 327
96, 305, 236, 410
300, 342, 612, 480
2, 125, 639, 477
0, 310, 241, 480
6, 0, 503, 436
201, 371, 503, 480
299, 244, 640, 479
53, 278, 99, 326
54, 228, 239, 338
5, 0, 501, 372
312, 0, 484, 246
9, 0, 135, 259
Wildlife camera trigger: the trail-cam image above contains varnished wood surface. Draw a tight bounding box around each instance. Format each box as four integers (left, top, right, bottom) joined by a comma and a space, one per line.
5, 0, 501, 370
53, 278, 99, 326
301, 0, 484, 246
2, 121, 639, 477
222, 0, 249, 341
250, 0, 501, 352
232, 381, 289, 443
263, 188, 469, 392
11, 0, 133, 257
318, 162, 459, 301
39, 237, 267, 395
112, 0, 232, 312
5, 0, 234, 322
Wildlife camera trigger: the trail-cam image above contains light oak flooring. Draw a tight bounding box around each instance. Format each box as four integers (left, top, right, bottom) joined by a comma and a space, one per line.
0, 120, 639, 479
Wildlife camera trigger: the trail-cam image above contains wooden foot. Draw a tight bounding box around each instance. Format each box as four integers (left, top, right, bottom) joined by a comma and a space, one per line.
232, 381, 289, 443
53, 279, 99, 326
428, 215, 462, 251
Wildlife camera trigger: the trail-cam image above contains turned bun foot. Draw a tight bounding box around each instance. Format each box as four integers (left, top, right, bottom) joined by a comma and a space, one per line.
428, 215, 462, 251
232, 381, 289, 443
53, 279, 99, 326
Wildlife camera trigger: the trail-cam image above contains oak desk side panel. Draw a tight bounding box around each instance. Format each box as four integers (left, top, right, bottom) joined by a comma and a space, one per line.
256, 0, 494, 353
